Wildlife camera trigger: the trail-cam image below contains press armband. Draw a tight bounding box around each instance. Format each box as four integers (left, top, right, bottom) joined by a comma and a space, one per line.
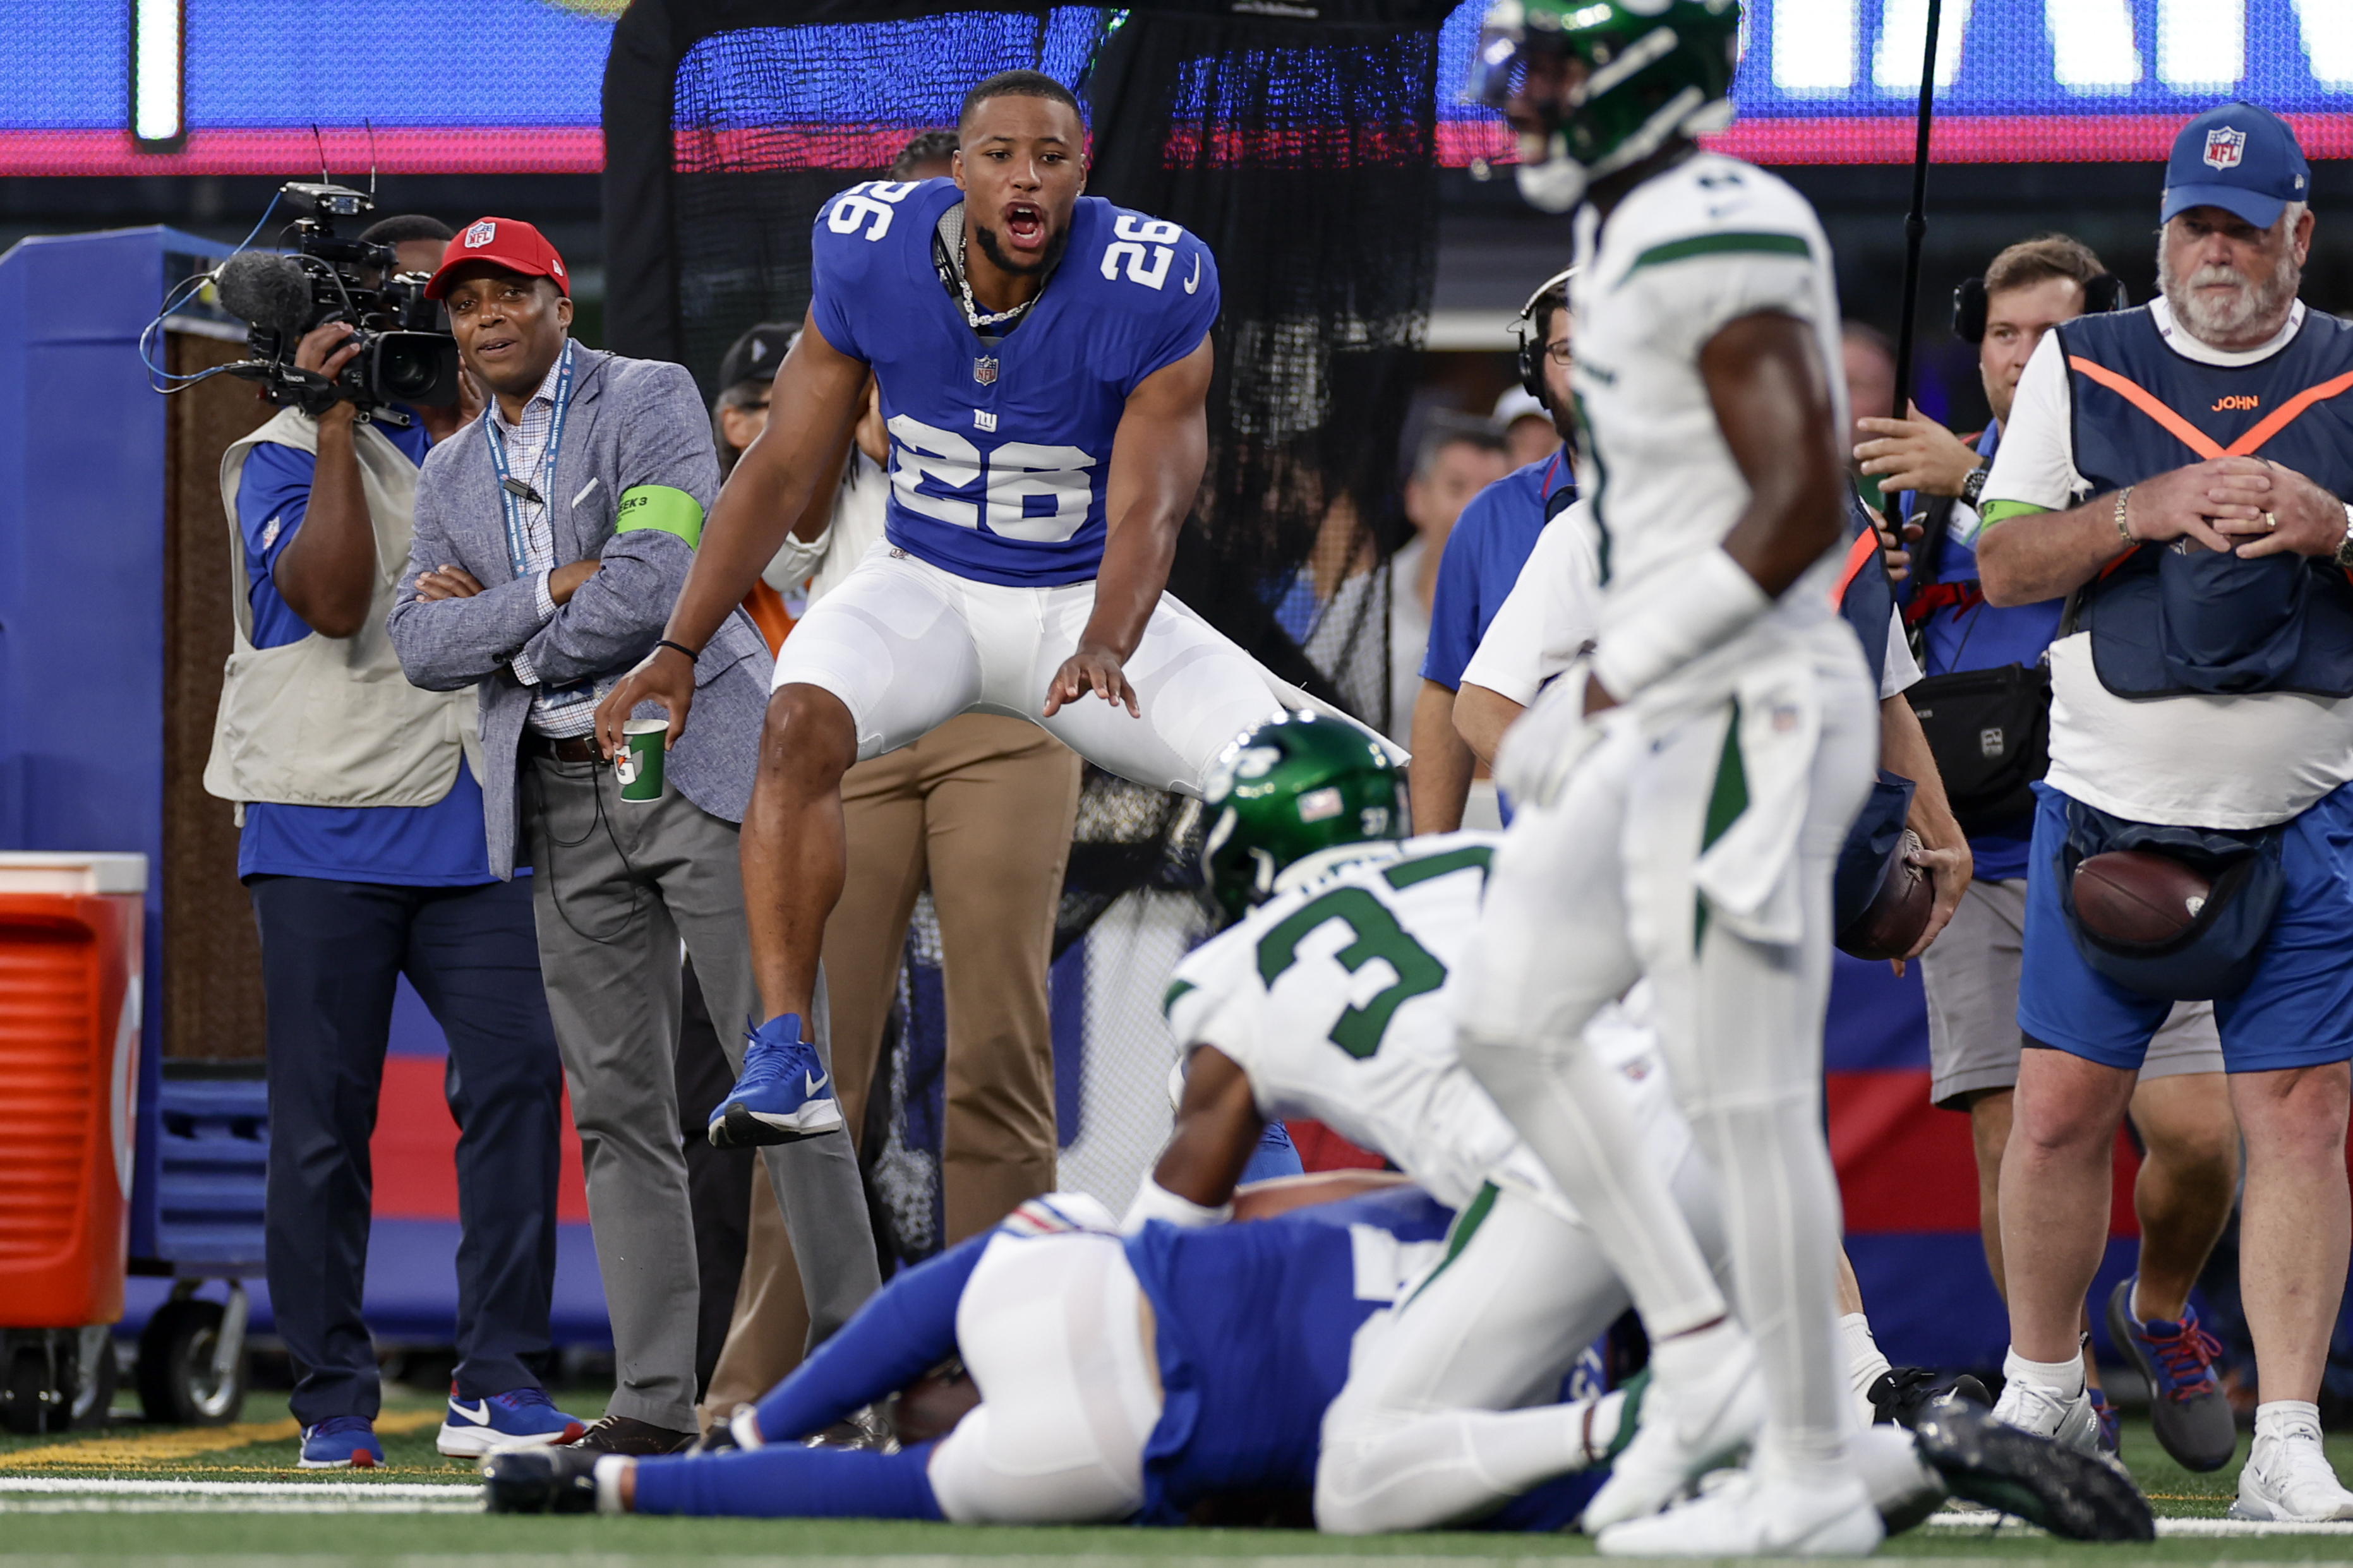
1120, 1178, 1232, 1235
762, 523, 833, 591
1589, 548, 1771, 700
614, 484, 704, 548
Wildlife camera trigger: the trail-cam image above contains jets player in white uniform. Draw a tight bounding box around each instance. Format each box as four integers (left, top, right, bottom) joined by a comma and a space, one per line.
598, 72, 1388, 1137
1132, 712, 2150, 1543
1454, 1, 1885, 1554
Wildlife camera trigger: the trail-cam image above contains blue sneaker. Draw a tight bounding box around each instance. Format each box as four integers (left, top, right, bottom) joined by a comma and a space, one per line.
436, 1385, 589, 1457
709, 1014, 845, 1148
2106, 1276, 2236, 1472
299, 1415, 383, 1469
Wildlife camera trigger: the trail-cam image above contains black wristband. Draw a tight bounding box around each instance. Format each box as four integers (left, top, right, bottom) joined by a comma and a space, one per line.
656, 638, 699, 662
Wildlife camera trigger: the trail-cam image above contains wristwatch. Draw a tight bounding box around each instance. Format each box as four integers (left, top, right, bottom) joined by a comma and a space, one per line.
1960, 461, 1991, 508
2336, 500, 2353, 570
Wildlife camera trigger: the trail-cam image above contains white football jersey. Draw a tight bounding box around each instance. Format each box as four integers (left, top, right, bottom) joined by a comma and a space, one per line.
1567, 153, 1848, 680
1163, 832, 1684, 1214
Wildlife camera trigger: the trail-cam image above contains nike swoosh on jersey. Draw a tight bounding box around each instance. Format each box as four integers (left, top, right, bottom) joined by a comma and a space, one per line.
449, 1399, 491, 1425
1184, 254, 1202, 294
805, 1070, 831, 1096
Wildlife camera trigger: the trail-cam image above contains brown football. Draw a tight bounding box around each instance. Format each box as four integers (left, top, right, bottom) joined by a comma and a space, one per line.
1838, 830, 1933, 961
2071, 850, 2210, 945
894, 1360, 980, 1446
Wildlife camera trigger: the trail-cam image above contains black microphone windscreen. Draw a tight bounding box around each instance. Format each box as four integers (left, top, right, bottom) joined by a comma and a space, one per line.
215, 251, 311, 340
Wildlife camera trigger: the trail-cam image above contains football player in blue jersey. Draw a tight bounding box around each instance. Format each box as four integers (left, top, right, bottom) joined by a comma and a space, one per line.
597, 70, 1381, 1143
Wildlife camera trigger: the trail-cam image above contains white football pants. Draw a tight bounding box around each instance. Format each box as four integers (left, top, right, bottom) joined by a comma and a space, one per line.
773, 542, 1377, 794
1457, 632, 1878, 1481
927, 1230, 1162, 1524
1315, 1147, 1728, 1533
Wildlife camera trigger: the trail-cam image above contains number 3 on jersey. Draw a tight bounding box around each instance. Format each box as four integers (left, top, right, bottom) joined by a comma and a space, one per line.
1256, 887, 1445, 1060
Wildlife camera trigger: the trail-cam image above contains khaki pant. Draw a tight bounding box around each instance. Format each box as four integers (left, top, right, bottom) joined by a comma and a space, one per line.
700, 715, 1081, 1423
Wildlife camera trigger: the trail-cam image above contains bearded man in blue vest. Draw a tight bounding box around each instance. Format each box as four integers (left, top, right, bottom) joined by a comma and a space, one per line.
1977, 103, 2353, 1522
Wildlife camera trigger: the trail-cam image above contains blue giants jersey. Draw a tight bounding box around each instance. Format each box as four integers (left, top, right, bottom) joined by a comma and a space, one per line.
1126, 1184, 1454, 1524
809, 177, 1220, 587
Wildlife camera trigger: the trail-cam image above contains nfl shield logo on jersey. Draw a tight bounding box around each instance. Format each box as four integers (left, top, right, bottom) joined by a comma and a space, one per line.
973, 356, 998, 385
464, 220, 498, 249
2204, 128, 2246, 172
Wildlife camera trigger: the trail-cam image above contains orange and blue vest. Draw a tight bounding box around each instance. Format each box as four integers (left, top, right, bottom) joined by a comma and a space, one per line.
2064, 305, 2353, 698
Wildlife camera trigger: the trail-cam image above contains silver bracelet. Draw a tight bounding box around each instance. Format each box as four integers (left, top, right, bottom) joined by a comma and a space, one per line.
2113, 486, 2135, 545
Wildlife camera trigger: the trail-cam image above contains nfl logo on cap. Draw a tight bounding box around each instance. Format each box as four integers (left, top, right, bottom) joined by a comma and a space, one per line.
2204, 128, 2246, 171
464, 219, 498, 249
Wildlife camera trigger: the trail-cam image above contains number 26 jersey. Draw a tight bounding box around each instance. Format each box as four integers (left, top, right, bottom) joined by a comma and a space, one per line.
809, 176, 1220, 588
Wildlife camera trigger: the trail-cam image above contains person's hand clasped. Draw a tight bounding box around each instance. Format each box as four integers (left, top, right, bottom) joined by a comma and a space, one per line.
548, 558, 601, 606
1854, 403, 1981, 500
594, 642, 696, 760
2119, 457, 2274, 553
414, 563, 484, 601
1044, 645, 1139, 719
2217, 459, 2346, 560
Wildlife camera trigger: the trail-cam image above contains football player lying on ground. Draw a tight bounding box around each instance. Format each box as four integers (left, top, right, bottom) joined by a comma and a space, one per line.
1140, 712, 2142, 1541
482, 1177, 2134, 1540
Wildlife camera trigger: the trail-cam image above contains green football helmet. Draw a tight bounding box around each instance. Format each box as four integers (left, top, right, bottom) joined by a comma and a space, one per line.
1201, 710, 1407, 919
1467, 0, 1743, 212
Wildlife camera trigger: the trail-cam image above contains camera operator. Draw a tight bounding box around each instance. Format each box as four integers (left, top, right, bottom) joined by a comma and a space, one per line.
387, 218, 879, 1455
205, 215, 582, 1469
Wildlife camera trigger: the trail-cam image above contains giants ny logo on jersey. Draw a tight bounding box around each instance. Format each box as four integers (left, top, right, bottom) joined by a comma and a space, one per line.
887, 416, 1100, 543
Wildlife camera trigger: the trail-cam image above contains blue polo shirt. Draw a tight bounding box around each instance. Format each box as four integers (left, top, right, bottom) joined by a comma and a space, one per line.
234, 430, 496, 887
1899, 421, 2059, 883
1419, 452, 1575, 690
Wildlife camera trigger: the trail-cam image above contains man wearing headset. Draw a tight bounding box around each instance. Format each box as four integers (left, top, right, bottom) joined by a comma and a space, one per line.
1855, 236, 2238, 1473
1407, 270, 1579, 835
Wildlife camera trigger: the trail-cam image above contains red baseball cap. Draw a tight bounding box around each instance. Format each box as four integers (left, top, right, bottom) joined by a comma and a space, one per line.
424, 216, 569, 300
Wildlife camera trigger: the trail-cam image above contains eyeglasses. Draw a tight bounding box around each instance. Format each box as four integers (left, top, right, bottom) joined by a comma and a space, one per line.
1543, 342, 1574, 366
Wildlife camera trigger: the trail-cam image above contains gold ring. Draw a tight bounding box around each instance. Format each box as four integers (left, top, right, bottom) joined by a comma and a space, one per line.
2266, 511, 2279, 532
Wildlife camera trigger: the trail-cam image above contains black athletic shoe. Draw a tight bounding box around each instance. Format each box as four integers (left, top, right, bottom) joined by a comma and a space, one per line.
481, 1444, 604, 1514
1913, 1397, 2155, 1542
565, 1414, 698, 1456
2105, 1276, 2237, 1472
1869, 1365, 1992, 1428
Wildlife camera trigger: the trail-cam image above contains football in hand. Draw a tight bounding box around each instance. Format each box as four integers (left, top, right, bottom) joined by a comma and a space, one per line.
1838, 830, 1933, 961
2071, 850, 2210, 945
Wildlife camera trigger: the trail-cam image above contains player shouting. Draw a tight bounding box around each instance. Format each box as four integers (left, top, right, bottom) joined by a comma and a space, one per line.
1455, 0, 1886, 1554
597, 71, 1372, 1142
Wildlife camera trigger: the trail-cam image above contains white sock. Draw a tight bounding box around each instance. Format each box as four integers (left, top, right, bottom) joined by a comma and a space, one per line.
593, 1454, 631, 1515
2001, 1346, 2085, 1401
2256, 1400, 2323, 1445
1841, 1313, 1893, 1421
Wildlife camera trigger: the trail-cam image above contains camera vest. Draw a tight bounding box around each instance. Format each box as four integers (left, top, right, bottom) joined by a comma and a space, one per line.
203, 407, 480, 810
2066, 304, 2353, 698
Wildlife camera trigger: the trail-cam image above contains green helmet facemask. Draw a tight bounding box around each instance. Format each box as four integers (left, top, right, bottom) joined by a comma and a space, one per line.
1201, 710, 1408, 920
1466, 0, 1743, 213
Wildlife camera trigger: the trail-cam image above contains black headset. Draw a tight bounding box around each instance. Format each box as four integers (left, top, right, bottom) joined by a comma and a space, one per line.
1952, 270, 2129, 344
1514, 266, 1577, 402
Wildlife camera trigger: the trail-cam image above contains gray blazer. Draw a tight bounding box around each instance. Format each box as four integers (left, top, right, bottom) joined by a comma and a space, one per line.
388, 345, 773, 877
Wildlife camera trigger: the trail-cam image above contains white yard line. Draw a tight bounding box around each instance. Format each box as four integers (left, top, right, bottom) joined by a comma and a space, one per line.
1928, 1506, 2353, 1537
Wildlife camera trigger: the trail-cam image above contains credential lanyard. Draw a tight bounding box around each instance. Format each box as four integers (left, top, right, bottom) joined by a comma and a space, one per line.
483, 340, 575, 577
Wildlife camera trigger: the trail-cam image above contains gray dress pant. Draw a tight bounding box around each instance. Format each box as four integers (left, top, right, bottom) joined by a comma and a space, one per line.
522, 752, 878, 1432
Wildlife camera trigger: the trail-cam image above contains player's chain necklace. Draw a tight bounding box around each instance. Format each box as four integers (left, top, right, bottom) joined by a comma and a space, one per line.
953, 238, 1036, 330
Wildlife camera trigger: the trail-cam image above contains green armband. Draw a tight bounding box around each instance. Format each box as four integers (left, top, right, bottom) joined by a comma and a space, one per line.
614, 484, 704, 548
1974, 498, 2050, 532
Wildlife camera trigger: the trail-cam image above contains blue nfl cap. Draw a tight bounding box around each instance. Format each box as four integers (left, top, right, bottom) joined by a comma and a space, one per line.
2161, 102, 2309, 229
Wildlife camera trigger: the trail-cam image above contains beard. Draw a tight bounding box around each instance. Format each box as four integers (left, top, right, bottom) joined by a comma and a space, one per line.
2160, 237, 2300, 350
972, 213, 1071, 278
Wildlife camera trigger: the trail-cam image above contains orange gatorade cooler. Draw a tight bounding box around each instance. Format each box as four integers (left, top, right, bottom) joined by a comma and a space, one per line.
0, 853, 147, 1327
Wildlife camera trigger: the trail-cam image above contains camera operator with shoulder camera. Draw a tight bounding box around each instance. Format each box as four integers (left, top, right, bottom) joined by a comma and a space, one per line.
203, 214, 582, 1469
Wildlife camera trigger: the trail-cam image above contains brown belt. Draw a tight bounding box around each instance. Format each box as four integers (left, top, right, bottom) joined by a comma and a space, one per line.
523, 733, 605, 764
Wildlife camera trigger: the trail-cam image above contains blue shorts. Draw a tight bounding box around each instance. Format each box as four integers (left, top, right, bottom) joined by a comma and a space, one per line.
2017, 781, 2353, 1073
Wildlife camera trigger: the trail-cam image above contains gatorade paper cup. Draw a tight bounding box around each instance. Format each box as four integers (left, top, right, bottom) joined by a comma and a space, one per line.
617, 719, 668, 803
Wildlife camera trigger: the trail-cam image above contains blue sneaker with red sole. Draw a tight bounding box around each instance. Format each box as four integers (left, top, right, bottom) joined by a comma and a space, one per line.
2106, 1276, 2236, 1471
436, 1385, 590, 1457
298, 1416, 382, 1469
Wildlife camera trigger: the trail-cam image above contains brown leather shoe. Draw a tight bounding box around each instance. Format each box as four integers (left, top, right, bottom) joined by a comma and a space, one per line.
563, 1415, 697, 1456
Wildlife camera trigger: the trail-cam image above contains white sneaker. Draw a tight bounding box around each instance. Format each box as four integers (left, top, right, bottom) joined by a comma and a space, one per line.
1849, 1423, 1946, 1535
1991, 1378, 2102, 1456
1580, 1321, 1766, 1532
2232, 1428, 2353, 1521
1595, 1467, 1885, 1557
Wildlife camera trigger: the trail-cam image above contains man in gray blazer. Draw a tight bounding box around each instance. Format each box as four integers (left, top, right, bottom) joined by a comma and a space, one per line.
387, 217, 877, 1454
